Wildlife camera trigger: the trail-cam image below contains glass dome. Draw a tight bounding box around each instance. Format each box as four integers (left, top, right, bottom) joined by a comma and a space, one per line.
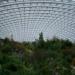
0, 0, 75, 42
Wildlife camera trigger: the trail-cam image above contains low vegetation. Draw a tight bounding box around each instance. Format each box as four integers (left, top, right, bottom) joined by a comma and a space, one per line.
0, 32, 75, 75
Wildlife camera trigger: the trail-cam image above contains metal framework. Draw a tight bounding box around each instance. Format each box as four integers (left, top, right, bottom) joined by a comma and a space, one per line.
0, 0, 75, 41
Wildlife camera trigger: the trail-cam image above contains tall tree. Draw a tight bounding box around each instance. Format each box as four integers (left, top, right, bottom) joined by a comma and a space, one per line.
38, 32, 44, 48
39, 32, 44, 42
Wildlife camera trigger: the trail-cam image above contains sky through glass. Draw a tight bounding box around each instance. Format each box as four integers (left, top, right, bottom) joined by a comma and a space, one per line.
0, 0, 75, 42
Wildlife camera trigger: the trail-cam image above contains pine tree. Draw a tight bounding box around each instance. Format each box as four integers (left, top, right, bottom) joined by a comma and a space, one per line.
38, 32, 44, 48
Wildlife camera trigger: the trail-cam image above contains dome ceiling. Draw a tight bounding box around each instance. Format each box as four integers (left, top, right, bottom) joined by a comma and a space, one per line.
0, 0, 75, 41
